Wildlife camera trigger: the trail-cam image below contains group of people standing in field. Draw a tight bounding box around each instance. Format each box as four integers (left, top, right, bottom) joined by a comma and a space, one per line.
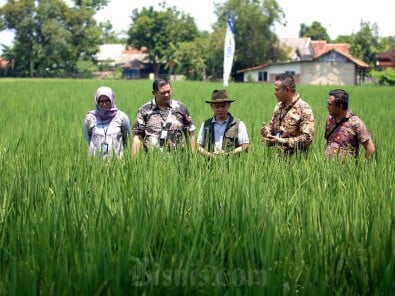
83, 73, 375, 160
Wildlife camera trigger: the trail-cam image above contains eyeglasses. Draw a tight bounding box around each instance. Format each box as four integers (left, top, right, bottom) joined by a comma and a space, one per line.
98, 99, 111, 104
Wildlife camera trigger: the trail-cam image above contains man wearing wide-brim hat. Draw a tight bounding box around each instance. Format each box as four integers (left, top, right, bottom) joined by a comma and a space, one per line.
197, 89, 249, 157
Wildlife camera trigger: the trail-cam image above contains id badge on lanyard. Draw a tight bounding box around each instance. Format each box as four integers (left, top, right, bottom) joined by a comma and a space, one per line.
160, 129, 168, 139
101, 142, 109, 154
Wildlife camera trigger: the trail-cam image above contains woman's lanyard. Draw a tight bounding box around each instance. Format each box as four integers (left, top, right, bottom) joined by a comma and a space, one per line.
99, 120, 112, 154
99, 119, 113, 141
103, 126, 109, 141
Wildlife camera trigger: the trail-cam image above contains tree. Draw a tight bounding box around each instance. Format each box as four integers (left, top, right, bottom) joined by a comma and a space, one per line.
127, 6, 198, 78
380, 36, 395, 61
299, 21, 330, 42
0, 0, 36, 76
159, 0, 286, 81
99, 21, 124, 43
205, 29, 228, 80
212, 0, 286, 81
349, 21, 383, 69
173, 33, 209, 80
332, 35, 353, 44
0, 0, 105, 77
371, 68, 395, 85
72, 0, 108, 10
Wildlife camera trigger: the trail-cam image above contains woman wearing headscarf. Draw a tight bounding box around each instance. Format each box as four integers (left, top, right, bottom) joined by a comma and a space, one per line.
83, 86, 130, 159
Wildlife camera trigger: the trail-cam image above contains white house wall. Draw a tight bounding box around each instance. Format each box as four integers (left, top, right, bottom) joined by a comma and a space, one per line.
242, 63, 301, 82
301, 62, 355, 85
242, 69, 259, 82
242, 61, 356, 85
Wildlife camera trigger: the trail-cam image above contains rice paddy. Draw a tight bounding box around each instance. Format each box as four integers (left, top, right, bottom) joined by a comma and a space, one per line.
0, 79, 393, 295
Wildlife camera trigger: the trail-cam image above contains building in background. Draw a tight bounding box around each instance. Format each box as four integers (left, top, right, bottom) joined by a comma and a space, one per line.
94, 44, 166, 79
237, 38, 369, 85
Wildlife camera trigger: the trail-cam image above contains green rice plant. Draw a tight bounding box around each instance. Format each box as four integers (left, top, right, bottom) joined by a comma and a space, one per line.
0, 79, 393, 295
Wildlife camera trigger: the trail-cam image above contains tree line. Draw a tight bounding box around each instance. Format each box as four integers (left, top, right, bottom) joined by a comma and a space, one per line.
1, 0, 394, 82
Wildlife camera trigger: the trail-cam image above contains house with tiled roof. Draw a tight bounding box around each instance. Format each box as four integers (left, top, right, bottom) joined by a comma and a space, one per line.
376, 50, 395, 69
94, 44, 166, 79
114, 46, 162, 79
94, 44, 126, 66
237, 38, 369, 85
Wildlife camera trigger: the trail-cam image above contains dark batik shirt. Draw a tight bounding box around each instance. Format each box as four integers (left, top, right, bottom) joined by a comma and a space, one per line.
324, 110, 371, 158
132, 98, 195, 151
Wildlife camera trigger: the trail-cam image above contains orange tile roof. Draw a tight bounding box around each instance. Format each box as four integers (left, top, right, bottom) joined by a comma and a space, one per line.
377, 61, 395, 67
377, 50, 394, 61
311, 40, 368, 68
122, 47, 148, 54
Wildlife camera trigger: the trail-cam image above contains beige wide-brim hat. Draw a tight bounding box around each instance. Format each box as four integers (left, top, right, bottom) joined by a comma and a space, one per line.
205, 89, 235, 103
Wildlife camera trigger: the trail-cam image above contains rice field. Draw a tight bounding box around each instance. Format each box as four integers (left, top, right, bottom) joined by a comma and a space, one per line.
0, 79, 393, 295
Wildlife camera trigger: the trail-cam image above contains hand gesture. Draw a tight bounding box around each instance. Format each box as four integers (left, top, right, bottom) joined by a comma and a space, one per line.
260, 122, 270, 137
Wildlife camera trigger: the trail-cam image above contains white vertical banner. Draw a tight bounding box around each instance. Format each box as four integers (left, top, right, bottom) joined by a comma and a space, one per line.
223, 12, 235, 87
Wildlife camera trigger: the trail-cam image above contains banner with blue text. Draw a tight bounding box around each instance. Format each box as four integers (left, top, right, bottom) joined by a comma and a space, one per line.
223, 12, 235, 87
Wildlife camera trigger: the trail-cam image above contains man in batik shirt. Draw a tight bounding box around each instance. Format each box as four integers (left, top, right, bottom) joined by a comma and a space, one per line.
131, 78, 196, 155
324, 89, 375, 158
260, 73, 315, 156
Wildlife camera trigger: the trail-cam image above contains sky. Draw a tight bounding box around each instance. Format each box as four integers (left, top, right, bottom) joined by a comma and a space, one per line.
1, 0, 394, 54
